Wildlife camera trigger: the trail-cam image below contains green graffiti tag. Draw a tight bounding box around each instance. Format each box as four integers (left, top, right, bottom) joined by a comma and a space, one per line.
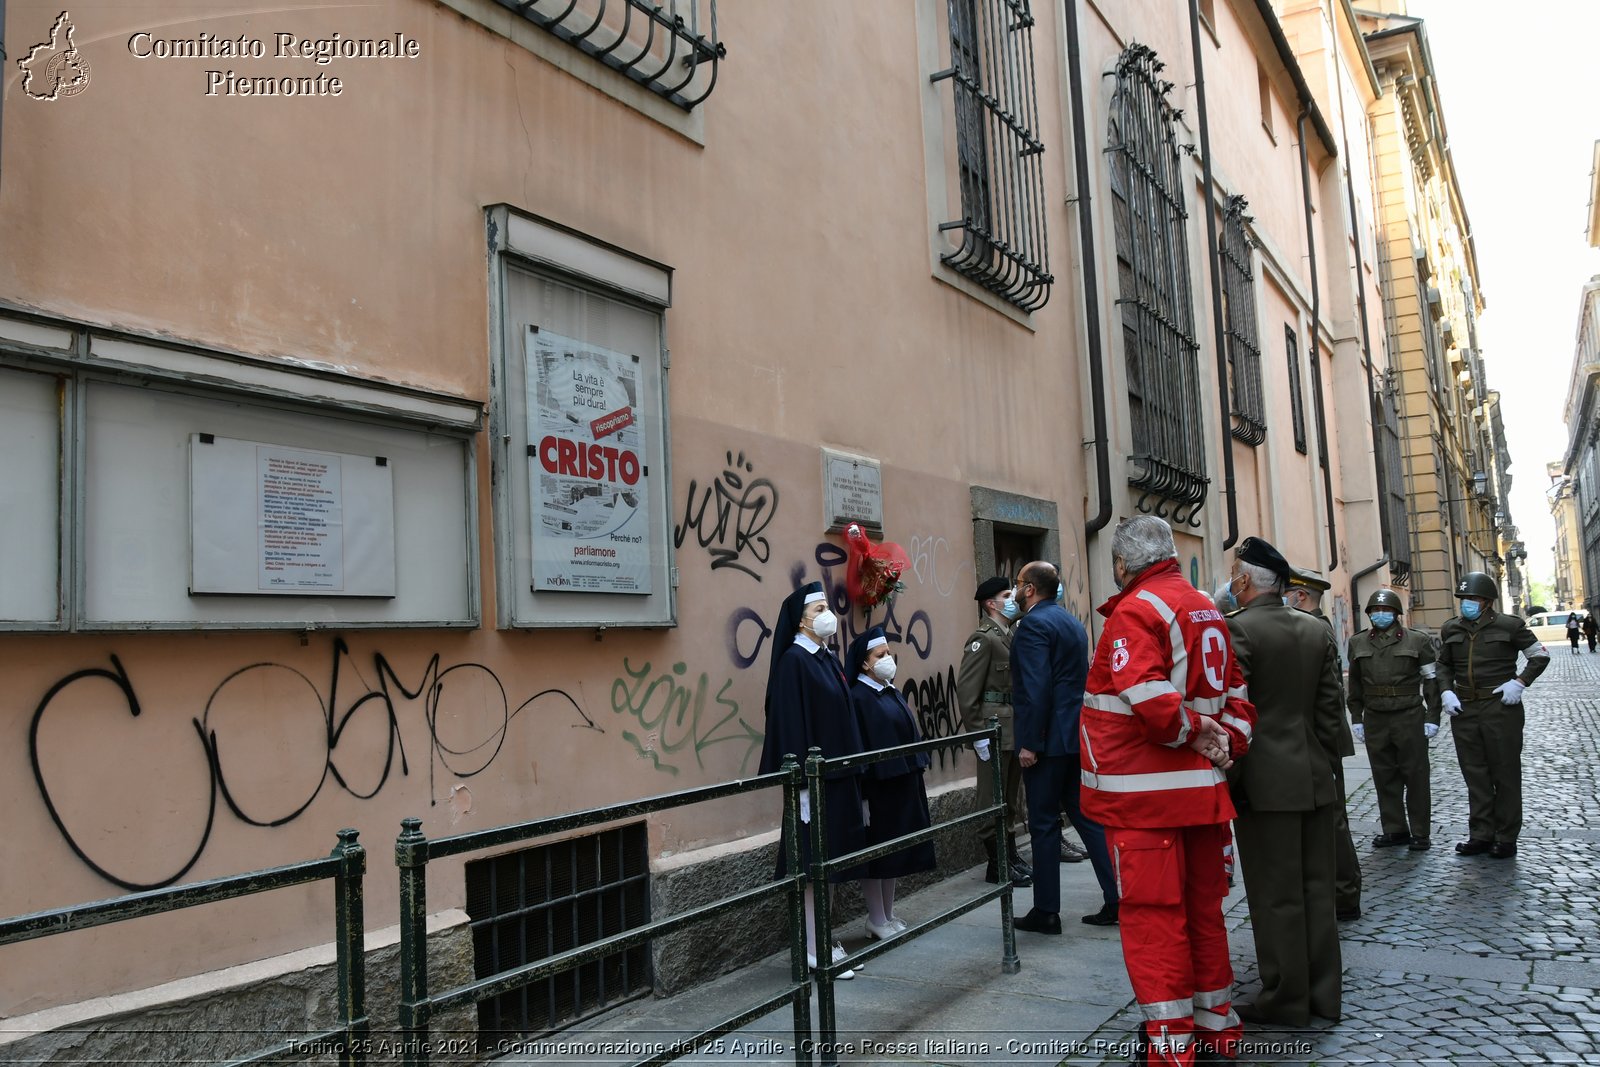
610, 658, 763, 776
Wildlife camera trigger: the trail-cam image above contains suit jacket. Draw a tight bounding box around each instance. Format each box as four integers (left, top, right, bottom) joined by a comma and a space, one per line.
1226, 595, 1345, 811
1008, 600, 1089, 756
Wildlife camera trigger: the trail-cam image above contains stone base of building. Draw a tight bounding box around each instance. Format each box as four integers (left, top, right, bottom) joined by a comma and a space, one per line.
0, 910, 478, 1066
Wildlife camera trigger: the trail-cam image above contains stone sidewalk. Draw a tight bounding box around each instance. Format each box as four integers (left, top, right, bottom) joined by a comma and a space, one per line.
504, 651, 1600, 1065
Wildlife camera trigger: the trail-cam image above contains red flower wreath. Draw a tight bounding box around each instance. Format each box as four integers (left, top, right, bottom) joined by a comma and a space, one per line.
843, 523, 912, 610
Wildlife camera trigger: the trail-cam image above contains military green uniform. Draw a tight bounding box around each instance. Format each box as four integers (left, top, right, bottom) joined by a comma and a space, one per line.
1436, 609, 1549, 846
1347, 624, 1441, 840
956, 617, 1021, 846
1307, 607, 1361, 916
1227, 595, 1345, 1026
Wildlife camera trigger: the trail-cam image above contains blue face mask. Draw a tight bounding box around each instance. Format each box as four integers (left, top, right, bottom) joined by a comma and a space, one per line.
1212, 585, 1239, 613
999, 594, 1021, 621
1461, 600, 1483, 621
1370, 611, 1396, 630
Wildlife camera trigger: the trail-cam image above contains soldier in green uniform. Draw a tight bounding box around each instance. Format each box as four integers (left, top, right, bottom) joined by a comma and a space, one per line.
1226, 539, 1345, 1027
956, 577, 1032, 887
1437, 571, 1549, 859
1347, 589, 1441, 850
1286, 566, 1362, 921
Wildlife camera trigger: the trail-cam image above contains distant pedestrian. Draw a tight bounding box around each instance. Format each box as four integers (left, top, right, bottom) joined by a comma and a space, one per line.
758, 580, 865, 978
1584, 612, 1598, 653
1438, 572, 1550, 860
1566, 613, 1581, 655
1225, 537, 1345, 1027
1082, 517, 1254, 1065
847, 626, 936, 941
1009, 561, 1118, 933
1347, 588, 1441, 851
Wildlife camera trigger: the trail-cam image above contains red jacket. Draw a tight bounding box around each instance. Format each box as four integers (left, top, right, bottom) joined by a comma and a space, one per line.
1080, 559, 1255, 828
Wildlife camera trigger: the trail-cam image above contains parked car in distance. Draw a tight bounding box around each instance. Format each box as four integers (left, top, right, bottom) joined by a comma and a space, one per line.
1528, 609, 1589, 645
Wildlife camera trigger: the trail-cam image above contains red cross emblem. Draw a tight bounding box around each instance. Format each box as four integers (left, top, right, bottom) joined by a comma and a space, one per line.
1200, 627, 1228, 691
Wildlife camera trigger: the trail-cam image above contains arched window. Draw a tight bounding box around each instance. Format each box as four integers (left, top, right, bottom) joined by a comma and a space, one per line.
1108, 44, 1207, 523
1220, 196, 1266, 444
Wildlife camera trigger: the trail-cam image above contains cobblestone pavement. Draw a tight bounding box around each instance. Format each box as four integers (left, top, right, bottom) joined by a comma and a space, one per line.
1076, 651, 1600, 1065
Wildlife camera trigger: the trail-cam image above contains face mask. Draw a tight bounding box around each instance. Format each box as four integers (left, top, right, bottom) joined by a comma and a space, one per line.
1460, 600, 1482, 621
998, 594, 1021, 621
1281, 596, 1291, 607
810, 608, 839, 640
1213, 585, 1238, 613
871, 655, 897, 683
1370, 611, 1396, 630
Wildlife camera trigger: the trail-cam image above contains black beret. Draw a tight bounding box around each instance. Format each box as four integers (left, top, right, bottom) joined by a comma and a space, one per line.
975, 576, 1010, 602
1237, 536, 1293, 582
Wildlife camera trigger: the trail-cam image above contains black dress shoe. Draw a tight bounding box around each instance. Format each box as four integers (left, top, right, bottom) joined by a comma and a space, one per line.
1455, 839, 1493, 856
1489, 842, 1517, 859
986, 862, 1035, 888
1336, 906, 1361, 922
1014, 908, 1062, 934
1081, 902, 1119, 926
1060, 838, 1090, 863
1234, 1001, 1308, 1027
1371, 832, 1411, 848
1408, 836, 1432, 851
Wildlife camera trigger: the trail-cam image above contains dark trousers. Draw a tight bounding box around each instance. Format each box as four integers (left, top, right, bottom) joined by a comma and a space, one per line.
1367, 708, 1431, 837
1452, 700, 1524, 843
1331, 762, 1361, 913
1234, 803, 1342, 1025
976, 747, 1025, 846
1023, 755, 1115, 914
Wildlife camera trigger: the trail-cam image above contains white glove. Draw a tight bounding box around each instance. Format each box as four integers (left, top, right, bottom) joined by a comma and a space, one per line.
861, 799, 871, 826
799, 789, 811, 824
974, 738, 992, 762
1493, 679, 1526, 706
1424, 723, 1440, 739
1440, 691, 1462, 717
1351, 723, 1365, 744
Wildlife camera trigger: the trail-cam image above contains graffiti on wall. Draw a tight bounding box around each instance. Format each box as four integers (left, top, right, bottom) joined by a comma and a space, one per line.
673, 451, 779, 580
609, 657, 763, 777
899, 664, 964, 769
29, 640, 600, 891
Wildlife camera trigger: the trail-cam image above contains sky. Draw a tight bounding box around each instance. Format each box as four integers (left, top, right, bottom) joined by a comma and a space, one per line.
1405, 0, 1600, 585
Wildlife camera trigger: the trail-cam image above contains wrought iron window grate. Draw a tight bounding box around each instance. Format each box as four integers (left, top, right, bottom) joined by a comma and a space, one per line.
1220, 197, 1266, 445
1108, 43, 1207, 523
1379, 374, 1412, 584
497, 0, 724, 110
1285, 325, 1307, 455
931, 0, 1053, 311
466, 823, 651, 1040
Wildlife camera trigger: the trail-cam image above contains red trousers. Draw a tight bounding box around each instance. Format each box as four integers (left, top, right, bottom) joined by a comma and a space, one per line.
1108, 822, 1242, 1065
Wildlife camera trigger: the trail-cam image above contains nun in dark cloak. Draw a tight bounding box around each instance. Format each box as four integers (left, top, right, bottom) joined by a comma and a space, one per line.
757, 580, 867, 976
846, 626, 937, 940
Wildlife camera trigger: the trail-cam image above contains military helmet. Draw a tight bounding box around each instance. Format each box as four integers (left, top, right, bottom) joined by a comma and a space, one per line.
1454, 571, 1497, 600
1365, 588, 1404, 614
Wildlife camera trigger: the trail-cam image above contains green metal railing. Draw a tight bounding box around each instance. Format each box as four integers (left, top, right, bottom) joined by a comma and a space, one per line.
0, 828, 368, 1066
808, 720, 1018, 1067
395, 760, 812, 1067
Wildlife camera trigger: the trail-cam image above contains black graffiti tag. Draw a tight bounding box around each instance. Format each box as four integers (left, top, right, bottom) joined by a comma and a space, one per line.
674, 451, 779, 579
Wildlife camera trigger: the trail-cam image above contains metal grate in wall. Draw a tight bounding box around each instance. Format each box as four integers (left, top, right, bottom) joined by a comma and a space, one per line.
466, 823, 652, 1040
496, 0, 725, 110
1220, 197, 1266, 446
1108, 43, 1208, 523
931, 0, 1053, 311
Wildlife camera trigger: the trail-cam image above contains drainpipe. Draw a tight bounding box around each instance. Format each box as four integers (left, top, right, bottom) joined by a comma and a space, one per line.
1065, 0, 1114, 539
1298, 109, 1338, 573
1188, 0, 1238, 551
1350, 554, 1389, 623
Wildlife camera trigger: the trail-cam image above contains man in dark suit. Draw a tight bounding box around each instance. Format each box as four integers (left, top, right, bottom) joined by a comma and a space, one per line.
1225, 538, 1345, 1026
1009, 560, 1117, 933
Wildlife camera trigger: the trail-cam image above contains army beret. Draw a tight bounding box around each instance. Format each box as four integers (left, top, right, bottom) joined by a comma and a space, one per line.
1236, 536, 1293, 582
975, 576, 1010, 602
1288, 567, 1331, 592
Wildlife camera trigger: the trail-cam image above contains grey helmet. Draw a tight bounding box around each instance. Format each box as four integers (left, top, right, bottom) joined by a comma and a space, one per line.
1454, 572, 1497, 600
1365, 588, 1404, 614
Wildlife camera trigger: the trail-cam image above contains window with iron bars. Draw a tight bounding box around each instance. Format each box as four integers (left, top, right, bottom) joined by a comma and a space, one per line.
1109, 43, 1207, 523
466, 824, 652, 1040
1220, 197, 1266, 445
1285, 325, 1307, 454
1378, 374, 1412, 584
503, 0, 725, 110
931, 0, 1052, 311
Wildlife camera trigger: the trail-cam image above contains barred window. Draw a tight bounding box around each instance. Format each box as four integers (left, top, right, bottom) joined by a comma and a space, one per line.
932, 0, 1052, 311
1378, 374, 1412, 583
1220, 197, 1266, 445
1285, 325, 1307, 454
1109, 44, 1207, 522
511, 0, 724, 109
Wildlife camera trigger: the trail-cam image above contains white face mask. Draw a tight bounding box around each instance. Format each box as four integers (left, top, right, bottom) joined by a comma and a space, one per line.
871, 655, 897, 684
809, 608, 839, 640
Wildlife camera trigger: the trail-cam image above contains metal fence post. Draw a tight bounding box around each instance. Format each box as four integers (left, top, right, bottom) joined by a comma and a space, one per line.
396, 817, 431, 1067
332, 828, 369, 1066
989, 717, 1020, 974
781, 755, 814, 1066
806, 748, 840, 1067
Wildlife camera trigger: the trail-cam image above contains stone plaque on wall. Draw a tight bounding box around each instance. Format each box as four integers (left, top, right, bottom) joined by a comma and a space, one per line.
822, 449, 883, 535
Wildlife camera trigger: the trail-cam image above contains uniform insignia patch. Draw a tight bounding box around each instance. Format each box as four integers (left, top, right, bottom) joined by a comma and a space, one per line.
969, 640, 982, 653
1111, 648, 1131, 672
1112, 638, 1127, 649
